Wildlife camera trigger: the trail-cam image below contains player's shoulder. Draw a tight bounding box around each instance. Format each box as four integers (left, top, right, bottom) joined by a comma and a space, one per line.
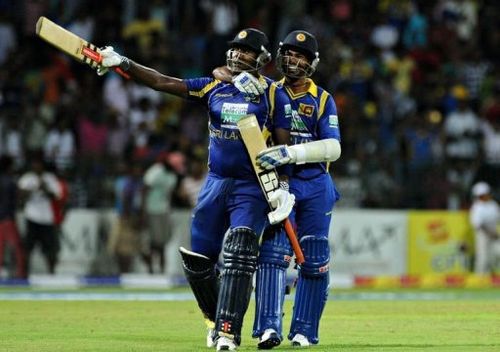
314, 81, 333, 100
184, 77, 226, 98
267, 77, 286, 96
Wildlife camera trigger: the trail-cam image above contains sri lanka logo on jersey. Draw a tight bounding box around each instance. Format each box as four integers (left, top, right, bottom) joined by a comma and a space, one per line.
298, 103, 314, 117
221, 103, 249, 129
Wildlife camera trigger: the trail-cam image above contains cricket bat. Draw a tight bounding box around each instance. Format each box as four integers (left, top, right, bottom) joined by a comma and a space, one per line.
35, 16, 130, 79
237, 114, 305, 265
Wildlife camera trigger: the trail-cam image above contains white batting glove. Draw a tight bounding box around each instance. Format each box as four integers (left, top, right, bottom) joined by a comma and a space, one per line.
257, 145, 296, 170
267, 188, 295, 225
97, 46, 124, 76
232, 72, 267, 99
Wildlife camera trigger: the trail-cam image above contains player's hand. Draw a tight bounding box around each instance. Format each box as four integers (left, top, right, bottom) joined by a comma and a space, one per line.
257, 145, 296, 170
97, 46, 123, 76
232, 72, 267, 99
267, 188, 295, 225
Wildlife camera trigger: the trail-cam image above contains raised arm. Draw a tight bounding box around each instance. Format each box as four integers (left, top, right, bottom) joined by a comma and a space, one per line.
98, 47, 188, 97
212, 66, 233, 82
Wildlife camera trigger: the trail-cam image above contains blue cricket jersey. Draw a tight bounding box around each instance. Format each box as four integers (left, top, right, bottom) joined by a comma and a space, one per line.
275, 78, 341, 179
184, 76, 290, 179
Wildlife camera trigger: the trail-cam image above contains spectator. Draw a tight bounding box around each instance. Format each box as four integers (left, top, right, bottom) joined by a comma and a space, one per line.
0, 13, 17, 66
107, 163, 143, 273
443, 86, 482, 208
44, 117, 76, 171
0, 156, 25, 278
18, 157, 62, 275
47, 164, 70, 233
476, 85, 500, 190
469, 182, 499, 274
178, 158, 207, 208
1, 116, 23, 167
142, 154, 177, 274
122, 3, 165, 60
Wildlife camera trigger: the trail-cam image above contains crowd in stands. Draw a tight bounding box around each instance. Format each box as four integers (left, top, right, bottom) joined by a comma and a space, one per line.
0, 0, 499, 211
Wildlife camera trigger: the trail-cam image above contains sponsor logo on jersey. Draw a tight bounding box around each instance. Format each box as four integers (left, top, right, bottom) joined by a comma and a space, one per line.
221, 103, 249, 127
298, 103, 314, 117
284, 104, 293, 119
209, 128, 241, 140
329, 115, 338, 128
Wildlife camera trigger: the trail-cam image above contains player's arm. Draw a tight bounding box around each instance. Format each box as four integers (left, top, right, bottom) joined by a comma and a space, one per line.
213, 65, 266, 98
98, 47, 188, 97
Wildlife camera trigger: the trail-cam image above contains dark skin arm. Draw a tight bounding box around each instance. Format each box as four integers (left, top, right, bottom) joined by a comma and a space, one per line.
127, 61, 188, 97
212, 66, 233, 83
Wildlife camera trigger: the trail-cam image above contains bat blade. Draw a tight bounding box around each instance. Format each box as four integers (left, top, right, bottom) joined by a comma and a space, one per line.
35, 16, 129, 78
36, 16, 91, 63
237, 114, 279, 200
237, 114, 305, 264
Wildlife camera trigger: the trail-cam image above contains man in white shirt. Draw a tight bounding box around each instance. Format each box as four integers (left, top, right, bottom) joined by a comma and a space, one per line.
18, 158, 62, 275
469, 182, 499, 274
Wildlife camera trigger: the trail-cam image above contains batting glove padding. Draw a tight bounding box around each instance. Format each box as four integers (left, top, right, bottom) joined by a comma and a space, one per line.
97, 46, 124, 76
267, 188, 295, 225
232, 72, 267, 99
257, 145, 296, 170
258, 139, 341, 169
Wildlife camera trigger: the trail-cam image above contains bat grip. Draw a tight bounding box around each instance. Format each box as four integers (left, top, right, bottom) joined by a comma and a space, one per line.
113, 67, 130, 79
283, 218, 305, 265
81, 46, 130, 79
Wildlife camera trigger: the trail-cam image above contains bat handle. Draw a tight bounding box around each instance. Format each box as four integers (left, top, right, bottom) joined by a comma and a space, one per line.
113, 67, 130, 79
283, 218, 305, 265
81, 46, 130, 79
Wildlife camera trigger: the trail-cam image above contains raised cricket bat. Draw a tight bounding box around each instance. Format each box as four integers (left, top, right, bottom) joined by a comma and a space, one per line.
35, 16, 130, 79
238, 114, 305, 264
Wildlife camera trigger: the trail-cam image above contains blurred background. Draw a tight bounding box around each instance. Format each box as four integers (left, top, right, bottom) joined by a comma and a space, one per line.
0, 0, 499, 286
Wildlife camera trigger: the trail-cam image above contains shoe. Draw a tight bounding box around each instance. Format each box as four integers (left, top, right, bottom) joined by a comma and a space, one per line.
216, 336, 237, 351
291, 334, 310, 347
258, 329, 281, 349
206, 328, 216, 348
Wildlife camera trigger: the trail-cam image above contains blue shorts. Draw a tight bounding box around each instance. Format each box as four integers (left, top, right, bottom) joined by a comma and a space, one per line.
191, 173, 269, 261
289, 173, 338, 238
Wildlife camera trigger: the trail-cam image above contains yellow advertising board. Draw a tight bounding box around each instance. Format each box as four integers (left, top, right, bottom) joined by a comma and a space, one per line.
408, 211, 473, 274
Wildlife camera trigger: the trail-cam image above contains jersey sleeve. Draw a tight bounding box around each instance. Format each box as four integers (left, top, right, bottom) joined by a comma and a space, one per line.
183, 77, 221, 104
317, 92, 341, 141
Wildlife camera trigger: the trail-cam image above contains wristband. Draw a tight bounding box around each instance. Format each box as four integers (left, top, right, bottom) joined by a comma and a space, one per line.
119, 57, 131, 71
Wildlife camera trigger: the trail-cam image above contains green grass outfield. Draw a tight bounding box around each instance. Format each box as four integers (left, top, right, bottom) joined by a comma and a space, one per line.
0, 288, 499, 351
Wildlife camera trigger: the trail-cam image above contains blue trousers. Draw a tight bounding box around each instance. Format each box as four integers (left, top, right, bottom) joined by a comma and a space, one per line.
190, 172, 270, 262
